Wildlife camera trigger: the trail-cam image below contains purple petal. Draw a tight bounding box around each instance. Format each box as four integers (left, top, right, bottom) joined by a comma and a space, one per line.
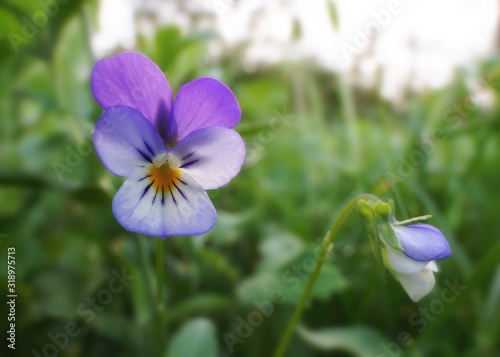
170, 78, 241, 143
93, 106, 167, 177
91, 52, 173, 140
112, 168, 216, 237
170, 127, 245, 190
393, 223, 452, 262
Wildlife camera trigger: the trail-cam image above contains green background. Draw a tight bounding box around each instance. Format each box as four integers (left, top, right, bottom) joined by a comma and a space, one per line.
1, 1, 499, 356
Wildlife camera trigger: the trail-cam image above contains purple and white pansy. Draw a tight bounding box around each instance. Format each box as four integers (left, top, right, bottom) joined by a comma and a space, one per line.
91, 52, 245, 238
385, 223, 452, 302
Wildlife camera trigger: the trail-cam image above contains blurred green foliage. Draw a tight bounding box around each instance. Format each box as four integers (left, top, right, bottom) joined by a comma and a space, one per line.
1, 1, 500, 357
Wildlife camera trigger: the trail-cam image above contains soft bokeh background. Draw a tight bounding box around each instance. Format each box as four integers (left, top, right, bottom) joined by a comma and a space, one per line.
1, 0, 500, 356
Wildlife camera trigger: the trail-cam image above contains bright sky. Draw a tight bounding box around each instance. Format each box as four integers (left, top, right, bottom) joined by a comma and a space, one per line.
92, 0, 499, 101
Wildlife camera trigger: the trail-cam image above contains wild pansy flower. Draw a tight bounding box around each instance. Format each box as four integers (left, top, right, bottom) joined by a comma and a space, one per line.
91, 52, 245, 238
358, 200, 452, 302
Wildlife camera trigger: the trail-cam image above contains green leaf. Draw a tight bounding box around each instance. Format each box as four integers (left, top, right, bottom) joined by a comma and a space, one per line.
236, 272, 281, 305
152, 26, 191, 70
53, 15, 93, 120
166, 318, 218, 357
257, 232, 304, 271
69, 185, 112, 207
164, 295, 233, 325
197, 248, 241, 281
166, 41, 207, 86
236, 262, 346, 306
297, 325, 387, 357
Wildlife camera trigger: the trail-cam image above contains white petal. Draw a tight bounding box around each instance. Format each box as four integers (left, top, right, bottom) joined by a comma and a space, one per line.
112, 167, 216, 237
426, 261, 439, 272
396, 268, 436, 302
385, 244, 429, 274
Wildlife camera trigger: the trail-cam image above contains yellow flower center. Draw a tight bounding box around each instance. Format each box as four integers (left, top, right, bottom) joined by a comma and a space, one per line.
149, 162, 180, 193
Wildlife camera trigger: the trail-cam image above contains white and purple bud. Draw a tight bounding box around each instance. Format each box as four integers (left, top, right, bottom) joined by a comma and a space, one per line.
357, 199, 452, 302
385, 223, 451, 302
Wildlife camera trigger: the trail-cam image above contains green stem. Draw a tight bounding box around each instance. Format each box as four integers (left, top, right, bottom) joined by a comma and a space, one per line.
272, 194, 379, 357
156, 238, 165, 355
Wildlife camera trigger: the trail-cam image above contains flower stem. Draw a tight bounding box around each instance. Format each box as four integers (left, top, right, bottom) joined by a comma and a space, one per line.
272, 194, 379, 357
156, 238, 165, 355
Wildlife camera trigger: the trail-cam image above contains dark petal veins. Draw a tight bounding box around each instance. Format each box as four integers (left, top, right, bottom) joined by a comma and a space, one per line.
180, 158, 200, 168
168, 126, 244, 190
93, 106, 167, 177
138, 174, 152, 182
168, 185, 177, 206
152, 187, 158, 204
143, 139, 155, 157
111, 166, 217, 238
136, 148, 153, 163
181, 152, 194, 161
141, 180, 155, 199
178, 178, 188, 186
172, 181, 188, 201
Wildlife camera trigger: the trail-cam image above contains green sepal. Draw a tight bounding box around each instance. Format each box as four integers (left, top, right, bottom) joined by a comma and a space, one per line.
376, 221, 404, 252
373, 201, 404, 252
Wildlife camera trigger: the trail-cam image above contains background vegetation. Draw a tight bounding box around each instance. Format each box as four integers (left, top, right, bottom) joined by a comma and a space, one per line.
1, 1, 499, 356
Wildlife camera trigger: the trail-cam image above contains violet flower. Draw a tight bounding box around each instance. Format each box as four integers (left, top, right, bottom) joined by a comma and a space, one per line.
384, 223, 452, 302
91, 52, 245, 238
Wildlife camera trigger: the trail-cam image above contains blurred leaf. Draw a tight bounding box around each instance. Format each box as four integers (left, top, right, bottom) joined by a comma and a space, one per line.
53, 15, 93, 120
236, 272, 280, 305
0, 7, 23, 58
237, 262, 346, 306
237, 79, 289, 120
152, 26, 191, 70
297, 325, 386, 356
167, 41, 207, 86
0, 7, 22, 33
305, 264, 347, 300
30, 270, 83, 320
197, 248, 241, 281
166, 318, 218, 357
17, 59, 57, 107
209, 211, 251, 245
257, 232, 304, 271
164, 294, 233, 325
0, 170, 49, 188
70, 185, 112, 207
93, 312, 132, 341
236, 120, 280, 136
